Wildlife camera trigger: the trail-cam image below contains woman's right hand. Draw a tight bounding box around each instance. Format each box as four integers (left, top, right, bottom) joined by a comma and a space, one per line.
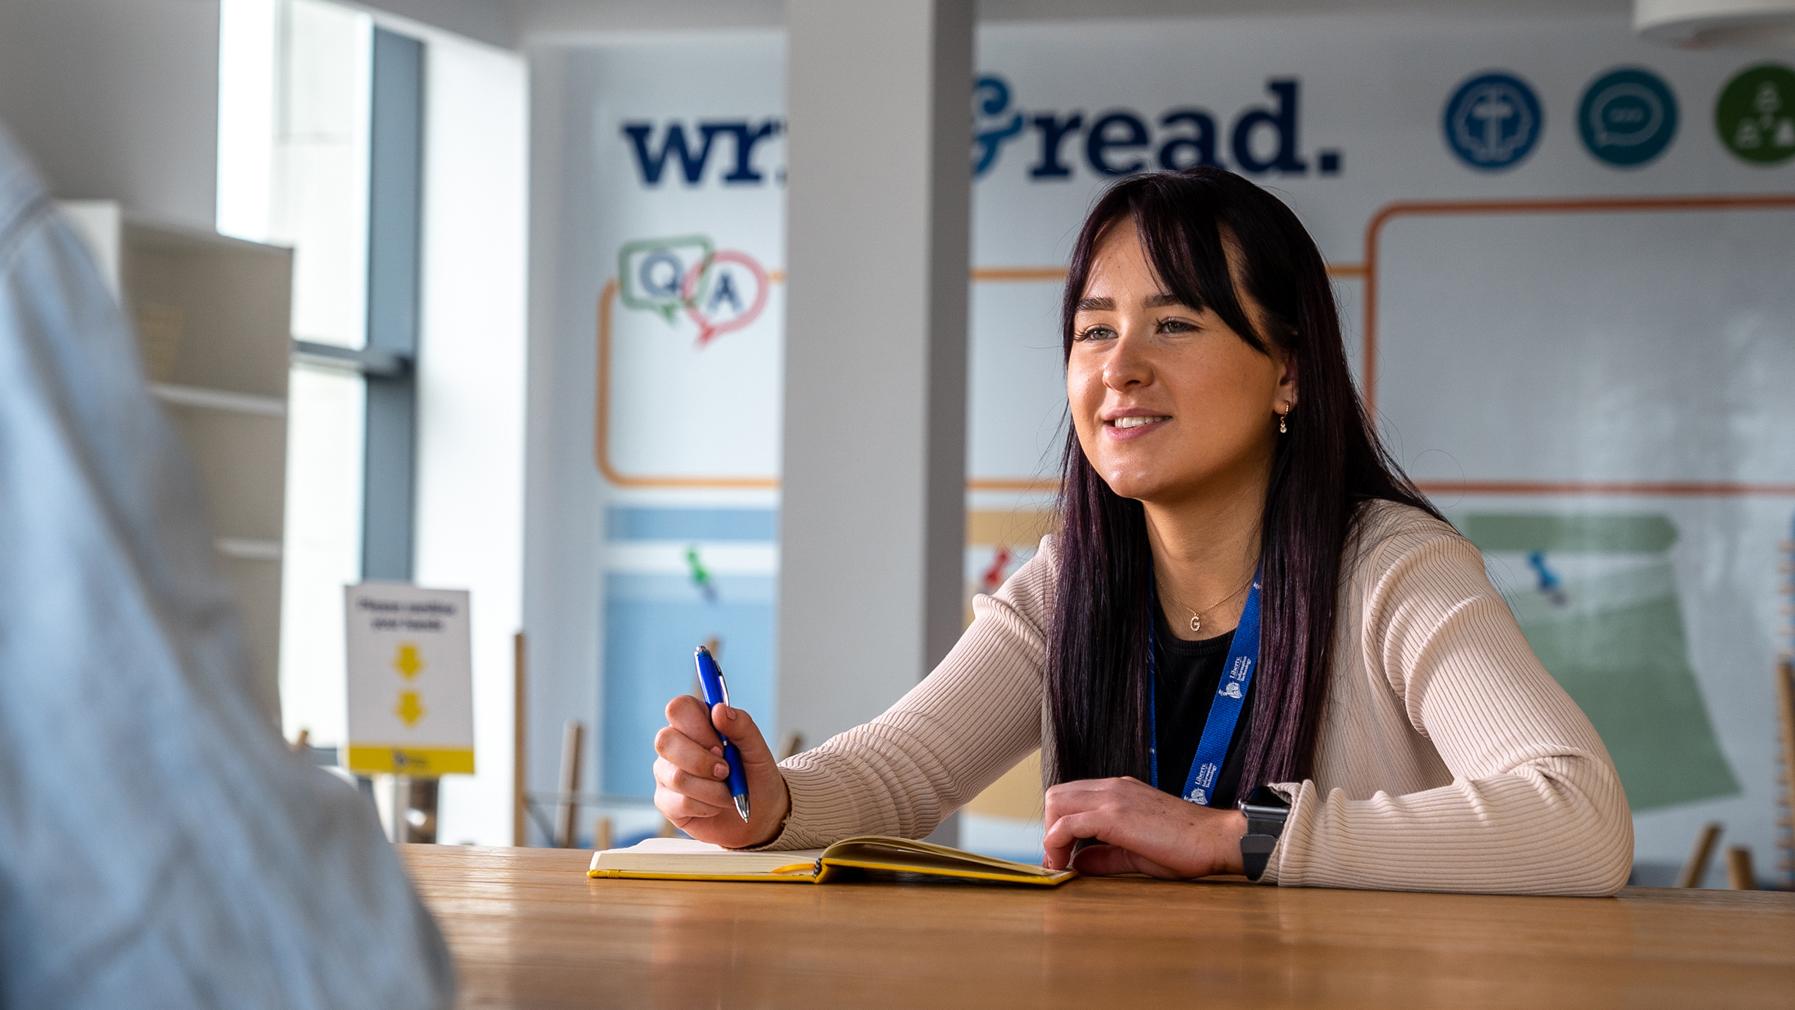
653, 695, 791, 849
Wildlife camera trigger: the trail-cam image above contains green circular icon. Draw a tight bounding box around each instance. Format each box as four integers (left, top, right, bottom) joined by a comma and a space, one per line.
1715, 62, 1795, 165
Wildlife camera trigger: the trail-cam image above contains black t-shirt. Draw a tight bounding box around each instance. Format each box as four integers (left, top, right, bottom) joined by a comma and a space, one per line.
1150, 605, 1254, 808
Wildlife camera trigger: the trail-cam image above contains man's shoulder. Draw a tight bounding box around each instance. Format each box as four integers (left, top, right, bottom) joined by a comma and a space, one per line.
0, 123, 49, 239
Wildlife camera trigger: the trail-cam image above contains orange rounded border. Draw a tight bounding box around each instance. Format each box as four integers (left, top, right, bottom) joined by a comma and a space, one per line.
1363, 195, 1795, 498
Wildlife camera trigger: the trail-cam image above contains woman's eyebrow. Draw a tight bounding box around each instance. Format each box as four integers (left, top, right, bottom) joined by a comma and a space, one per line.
1074, 293, 1188, 313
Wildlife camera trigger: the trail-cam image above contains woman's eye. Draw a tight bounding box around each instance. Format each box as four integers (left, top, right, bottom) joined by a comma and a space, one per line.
1075, 325, 1115, 342
1157, 318, 1196, 334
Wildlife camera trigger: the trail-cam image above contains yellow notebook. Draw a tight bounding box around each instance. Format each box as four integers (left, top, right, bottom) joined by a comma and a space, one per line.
587, 835, 1075, 886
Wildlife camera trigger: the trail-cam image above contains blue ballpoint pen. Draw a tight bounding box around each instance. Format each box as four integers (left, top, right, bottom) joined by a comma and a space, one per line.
693, 646, 751, 822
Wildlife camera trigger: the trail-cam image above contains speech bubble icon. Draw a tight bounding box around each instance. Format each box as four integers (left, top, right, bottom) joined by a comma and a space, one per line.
618, 235, 714, 323
681, 250, 769, 348
1589, 83, 1663, 148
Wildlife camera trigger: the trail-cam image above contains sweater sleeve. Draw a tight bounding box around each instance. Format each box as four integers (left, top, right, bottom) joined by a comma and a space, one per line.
756, 539, 1056, 850
1263, 524, 1634, 895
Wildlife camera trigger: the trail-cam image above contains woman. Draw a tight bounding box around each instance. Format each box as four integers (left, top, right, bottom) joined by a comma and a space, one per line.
651, 167, 1633, 895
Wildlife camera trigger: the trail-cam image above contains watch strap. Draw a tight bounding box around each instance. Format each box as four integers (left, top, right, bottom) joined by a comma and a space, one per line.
1238, 786, 1291, 882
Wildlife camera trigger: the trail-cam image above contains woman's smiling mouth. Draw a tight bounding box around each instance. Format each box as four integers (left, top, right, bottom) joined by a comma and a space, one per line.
1103, 414, 1172, 439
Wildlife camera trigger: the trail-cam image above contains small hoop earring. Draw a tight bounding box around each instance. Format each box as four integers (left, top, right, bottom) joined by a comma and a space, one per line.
1278, 409, 1289, 435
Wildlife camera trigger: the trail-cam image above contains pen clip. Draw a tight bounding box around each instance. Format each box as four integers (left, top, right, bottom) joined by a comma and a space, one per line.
716, 670, 731, 708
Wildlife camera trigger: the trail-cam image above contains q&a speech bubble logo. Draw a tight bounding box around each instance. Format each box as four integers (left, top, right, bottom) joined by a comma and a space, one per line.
618, 235, 714, 323
681, 250, 768, 347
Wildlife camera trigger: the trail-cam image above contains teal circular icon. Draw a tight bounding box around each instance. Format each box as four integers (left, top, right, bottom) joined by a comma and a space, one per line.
1578, 67, 1678, 168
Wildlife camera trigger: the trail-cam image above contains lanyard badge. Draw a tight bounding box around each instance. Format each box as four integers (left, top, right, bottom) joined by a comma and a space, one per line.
1147, 570, 1263, 805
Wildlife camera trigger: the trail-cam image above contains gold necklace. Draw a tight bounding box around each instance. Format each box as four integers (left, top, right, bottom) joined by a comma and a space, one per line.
1160, 573, 1256, 635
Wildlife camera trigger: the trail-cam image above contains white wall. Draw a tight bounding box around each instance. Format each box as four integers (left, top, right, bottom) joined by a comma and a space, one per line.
344, 0, 515, 48
502, 0, 1630, 45
412, 28, 530, 845
778, 0, 972, 749
509, 0, 780, 43
520, 47, 602, 824
0, 0, 221, 228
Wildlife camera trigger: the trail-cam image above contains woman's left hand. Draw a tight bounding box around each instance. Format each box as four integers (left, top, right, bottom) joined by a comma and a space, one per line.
1042, 776, 1248, 878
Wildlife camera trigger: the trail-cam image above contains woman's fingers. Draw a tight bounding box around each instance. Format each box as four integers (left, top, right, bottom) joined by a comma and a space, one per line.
1068, 843, 1134, 875
708, 702, 775, 768
1042, 775, 1243, 878
1042, 778, 1127, 826
1042, 809, 1109, 869
654, 692, 795, 848
652, 755, 733, 807
655, 784, 728, 824
1042, 776, 1138, 821
1069, 843, 1179, 879
654, 725, 731, 781
1042, 780, 1126, 868
665, 694, 718, 744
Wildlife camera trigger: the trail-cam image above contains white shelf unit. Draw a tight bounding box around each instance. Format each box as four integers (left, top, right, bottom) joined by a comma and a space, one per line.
60, 201, 294, 728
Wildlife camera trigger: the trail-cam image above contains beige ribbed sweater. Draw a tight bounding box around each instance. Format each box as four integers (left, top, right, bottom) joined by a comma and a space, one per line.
765, 500, 1634, 895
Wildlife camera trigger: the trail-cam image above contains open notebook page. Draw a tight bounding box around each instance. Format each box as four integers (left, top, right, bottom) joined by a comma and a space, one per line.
591, 837, 825, 875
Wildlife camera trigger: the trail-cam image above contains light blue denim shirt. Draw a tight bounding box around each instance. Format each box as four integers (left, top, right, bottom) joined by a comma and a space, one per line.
0, 125, 455, 1009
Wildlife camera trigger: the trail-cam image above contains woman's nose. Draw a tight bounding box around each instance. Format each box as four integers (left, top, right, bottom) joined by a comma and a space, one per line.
1103, 332, 1152, 390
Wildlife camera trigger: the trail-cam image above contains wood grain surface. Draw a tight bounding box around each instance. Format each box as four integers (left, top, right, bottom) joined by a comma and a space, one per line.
401, 844, 1795, 1010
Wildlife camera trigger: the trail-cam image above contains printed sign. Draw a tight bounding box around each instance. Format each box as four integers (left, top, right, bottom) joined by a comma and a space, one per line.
344, 583, 476, 777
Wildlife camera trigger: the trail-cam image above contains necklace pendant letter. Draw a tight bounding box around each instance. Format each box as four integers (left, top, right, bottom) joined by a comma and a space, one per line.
1189, 614, 1202, 634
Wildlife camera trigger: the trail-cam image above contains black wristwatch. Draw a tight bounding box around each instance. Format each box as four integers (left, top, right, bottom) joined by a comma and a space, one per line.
1237, 785, 1291, 882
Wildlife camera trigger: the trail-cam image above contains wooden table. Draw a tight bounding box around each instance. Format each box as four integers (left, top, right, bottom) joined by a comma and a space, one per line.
401, 844, 1795, 1009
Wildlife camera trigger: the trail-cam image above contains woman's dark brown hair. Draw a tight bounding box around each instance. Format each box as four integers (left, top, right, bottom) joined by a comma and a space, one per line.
1045, 167, 1444, 791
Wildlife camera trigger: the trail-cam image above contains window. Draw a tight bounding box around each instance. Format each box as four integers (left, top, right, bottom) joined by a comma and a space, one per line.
218, 0, 418, 743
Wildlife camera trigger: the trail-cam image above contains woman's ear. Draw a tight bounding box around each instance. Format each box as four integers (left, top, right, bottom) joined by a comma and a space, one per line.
1276, 346, 1299, 410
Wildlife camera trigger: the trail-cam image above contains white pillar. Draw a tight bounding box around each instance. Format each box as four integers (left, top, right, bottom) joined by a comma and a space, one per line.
778, 1, 972, 746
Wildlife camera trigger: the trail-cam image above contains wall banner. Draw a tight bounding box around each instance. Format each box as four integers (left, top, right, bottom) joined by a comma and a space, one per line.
532, 19, 1795, 873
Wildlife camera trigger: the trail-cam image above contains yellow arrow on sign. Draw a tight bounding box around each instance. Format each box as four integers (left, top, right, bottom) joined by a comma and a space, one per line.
393, 643, 425, 680
396, 690, 426, 728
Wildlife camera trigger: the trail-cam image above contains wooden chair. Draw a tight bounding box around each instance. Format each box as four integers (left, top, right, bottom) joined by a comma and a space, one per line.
1726, 846, 1755, 890
1777, 658, 1794, 886
554, 719, 584, 848
512, 632, 527, 846
1677, 822, 1723, 888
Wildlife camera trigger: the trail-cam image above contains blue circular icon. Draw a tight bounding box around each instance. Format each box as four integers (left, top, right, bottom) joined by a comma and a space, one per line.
1443, 71, 1545, 171
1578, 67, 1678, 168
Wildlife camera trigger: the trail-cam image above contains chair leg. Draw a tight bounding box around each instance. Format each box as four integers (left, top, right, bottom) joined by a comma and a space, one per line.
554, 720, 583, 849
1726, 846, 1755, 890
1677, 822, 1722, 888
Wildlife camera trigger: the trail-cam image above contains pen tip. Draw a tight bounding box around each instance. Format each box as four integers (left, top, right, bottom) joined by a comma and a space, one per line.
735, 796, 751, 823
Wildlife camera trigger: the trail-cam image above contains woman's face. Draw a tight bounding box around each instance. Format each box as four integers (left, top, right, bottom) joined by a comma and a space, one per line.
1067, 219, 1294, 506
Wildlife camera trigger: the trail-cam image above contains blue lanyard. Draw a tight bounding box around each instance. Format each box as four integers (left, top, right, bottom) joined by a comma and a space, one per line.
1147, 570, 1263, 806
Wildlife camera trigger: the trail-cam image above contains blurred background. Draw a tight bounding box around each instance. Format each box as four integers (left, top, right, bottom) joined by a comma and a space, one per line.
2, 0, 1791, 889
